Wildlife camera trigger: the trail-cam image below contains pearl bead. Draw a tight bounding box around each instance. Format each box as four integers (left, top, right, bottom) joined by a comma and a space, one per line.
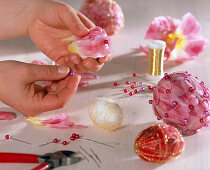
72, 133, 77, 138
172, 101, 177, 106
133, 82, 137, 85
62, 141, 68, 145
134, 89, 138, 94
164, 73, 168, 76
5, 135, 10, 140
200, 81, 204, 85
149, 100, 153, 104
133, 73, 137, 77
184, 118, 188, 123
131, 85, 135, 89
139, 82, 143, 86
53, 139, 59, 143
124, 89, 128, 93
70, 72, 74, 76
157, 117, 161, 120
126, 81, 130, 85
104, 40, 109, 44
188, 105, 194, 110
148, 86, 152, 90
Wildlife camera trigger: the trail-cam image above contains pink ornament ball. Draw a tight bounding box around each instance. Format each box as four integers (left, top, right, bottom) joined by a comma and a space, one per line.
153, 72, 210, 135
80, 0, 124, 36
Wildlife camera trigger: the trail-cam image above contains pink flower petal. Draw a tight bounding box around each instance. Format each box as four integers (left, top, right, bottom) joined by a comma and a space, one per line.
184, 39, 208, 57
31, 60, 47, 65
145, 16, 180, 40
30, 113, 85, 129
0, 111, 16, 120
66, 26, 112, 59
179, 13, 201, 38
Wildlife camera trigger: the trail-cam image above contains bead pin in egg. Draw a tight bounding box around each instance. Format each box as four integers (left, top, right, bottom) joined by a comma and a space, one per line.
153, 72, 210, 135
89, 98, 123, 131
134, 124, 184, 163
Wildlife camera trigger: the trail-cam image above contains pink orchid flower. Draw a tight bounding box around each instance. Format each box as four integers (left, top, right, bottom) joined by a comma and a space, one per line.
28, 113, 85, 129
140, 13, 208, 62
62, 26, 112, 59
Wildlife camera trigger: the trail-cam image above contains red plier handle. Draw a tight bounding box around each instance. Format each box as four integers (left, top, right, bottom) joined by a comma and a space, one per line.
0, 153, 39, 163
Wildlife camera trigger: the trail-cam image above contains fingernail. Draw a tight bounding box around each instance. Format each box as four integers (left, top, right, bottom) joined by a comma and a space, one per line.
71, 56, 80, 64
85, 62, 93, 67
58, 66, 70, 74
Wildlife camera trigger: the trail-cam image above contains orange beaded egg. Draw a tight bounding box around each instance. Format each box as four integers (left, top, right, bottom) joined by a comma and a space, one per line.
134, 124, 184, 163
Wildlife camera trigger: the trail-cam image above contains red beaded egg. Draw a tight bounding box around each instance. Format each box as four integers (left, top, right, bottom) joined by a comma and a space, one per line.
134, 124, 184, 163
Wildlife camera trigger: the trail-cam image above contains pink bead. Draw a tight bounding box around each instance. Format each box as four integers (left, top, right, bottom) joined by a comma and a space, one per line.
126, 81, 130, 85
133, 82, 137, 85
104, 40, 109, 44
75, 134, 80, 139
166, 89, 171, 93
5, 135, 10, 140
113, 82, 118, 86
164, 75, 170, 80
129, 92, 133, 96
70, 136, 75, 141
165, 113, 169, 118
149, 100, 153, 104
133, 73, 137, 77
72, 133, 77, 138
62, 141, 68, 145
131, 85, 135, 89
200, 118, 205, 123
53, 139, 59, 143
124, 89, 128, 93
134, 89, 138, 94
189, 87, 194, 92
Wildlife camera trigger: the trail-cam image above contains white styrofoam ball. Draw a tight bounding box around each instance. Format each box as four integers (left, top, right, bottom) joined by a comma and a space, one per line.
89, 98, 123, 131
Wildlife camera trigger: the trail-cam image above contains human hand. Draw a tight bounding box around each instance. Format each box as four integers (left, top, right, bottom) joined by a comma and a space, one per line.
0, 60, 80, 116
27, 0, 112, 73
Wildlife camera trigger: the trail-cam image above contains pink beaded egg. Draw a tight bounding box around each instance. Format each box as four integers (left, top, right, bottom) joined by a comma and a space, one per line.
153, 72, 210, 135
80, 0, 124, 36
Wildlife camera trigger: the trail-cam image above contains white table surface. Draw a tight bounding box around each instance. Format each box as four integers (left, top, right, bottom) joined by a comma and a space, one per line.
0, 0, 210, 170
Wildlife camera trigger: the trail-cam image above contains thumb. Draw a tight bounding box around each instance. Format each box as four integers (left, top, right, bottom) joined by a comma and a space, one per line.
30, 64, 70, 81
59, 5, 89, 36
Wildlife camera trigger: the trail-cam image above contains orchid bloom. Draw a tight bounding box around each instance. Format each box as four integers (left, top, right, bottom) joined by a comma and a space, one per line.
62, 26, 112, 59
28, 113, 85, 129
140, 13, 208, 62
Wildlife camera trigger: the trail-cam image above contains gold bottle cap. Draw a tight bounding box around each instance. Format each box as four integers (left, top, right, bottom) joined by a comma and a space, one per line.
148, 40, 166, 77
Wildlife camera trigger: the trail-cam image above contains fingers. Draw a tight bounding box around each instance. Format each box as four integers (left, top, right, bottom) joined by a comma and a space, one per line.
59, 5, 89, 36
77, 11, 95, 29
98, 53, 112, 64
36, 75, 81, 113
82, 58, 104, 72
29, 64, 70, 81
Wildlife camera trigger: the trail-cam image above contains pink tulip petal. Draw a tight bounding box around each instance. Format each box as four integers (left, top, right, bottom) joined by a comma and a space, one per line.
30, 113, 85, 129
145, 16, 180, 40
184, 39, 208, 57
179, 13, 201, 38
0, 111, 16, 120
31, 60, 47, 65
66, 26, 112, 59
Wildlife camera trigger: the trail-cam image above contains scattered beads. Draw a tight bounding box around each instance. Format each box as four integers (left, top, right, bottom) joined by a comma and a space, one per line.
53, 138, 59, 143
133, 73, 137, 77
62, 141, 68, 145
113, 82, 118, 86
149, 100, 153, 104
124, 89, 128, 93
70, 72, 75, 76
126, 81, 131, 85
